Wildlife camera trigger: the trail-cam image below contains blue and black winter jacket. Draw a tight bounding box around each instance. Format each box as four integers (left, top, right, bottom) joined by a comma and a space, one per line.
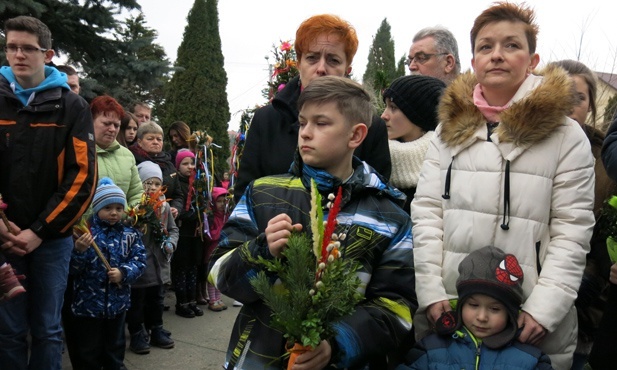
398, 327, 553, 370
70, 215, 146, 318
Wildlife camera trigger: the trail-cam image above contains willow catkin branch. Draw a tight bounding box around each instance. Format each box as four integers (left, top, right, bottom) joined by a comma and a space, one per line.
90, 239, 112, 272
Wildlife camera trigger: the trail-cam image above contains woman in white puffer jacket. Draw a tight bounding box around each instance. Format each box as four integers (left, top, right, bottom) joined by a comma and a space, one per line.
410, 3, 595, 370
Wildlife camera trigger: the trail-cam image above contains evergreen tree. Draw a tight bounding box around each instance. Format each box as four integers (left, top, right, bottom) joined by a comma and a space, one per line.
163, 0, 230, 173
604, 93, 617, 125
396, 55, 407, 77
362, 18, 401, 104
81, 13, 171, 108
0, 0, 140, 66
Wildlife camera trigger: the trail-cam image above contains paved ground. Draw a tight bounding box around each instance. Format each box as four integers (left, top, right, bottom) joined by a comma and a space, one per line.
62, 291, 238, 370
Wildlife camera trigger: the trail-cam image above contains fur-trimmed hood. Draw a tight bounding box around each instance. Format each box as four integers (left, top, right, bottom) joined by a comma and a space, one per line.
438, 65, 577, 148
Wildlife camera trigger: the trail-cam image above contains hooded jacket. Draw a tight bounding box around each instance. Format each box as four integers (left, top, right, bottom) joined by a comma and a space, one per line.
0, 67, 96, 239
400, 327, 553, 370
410, 67, 595, 370
209, 157, 416, 369
70, 215, 146, 318
233, 75, 391, 202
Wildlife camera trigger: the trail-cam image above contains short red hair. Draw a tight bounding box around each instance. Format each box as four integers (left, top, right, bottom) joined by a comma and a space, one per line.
294, 14, 358, 65
90, 95, 124, 120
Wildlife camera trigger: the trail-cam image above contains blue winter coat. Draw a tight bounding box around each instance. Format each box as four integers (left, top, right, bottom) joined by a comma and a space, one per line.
70, 215, 146, 318
398, 327, 553, 370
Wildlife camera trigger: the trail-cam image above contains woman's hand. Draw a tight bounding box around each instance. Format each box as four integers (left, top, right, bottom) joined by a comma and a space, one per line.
517, 311, 547, 346
610, 263, 617, 285
427, 300, 451, 325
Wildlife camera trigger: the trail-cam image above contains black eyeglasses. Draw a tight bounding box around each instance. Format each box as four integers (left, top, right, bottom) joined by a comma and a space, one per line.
4, 45, 48, 55
404, 52, 448, 66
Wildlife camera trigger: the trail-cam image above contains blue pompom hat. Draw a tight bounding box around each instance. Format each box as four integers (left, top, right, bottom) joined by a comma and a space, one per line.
92, 177, 126, 214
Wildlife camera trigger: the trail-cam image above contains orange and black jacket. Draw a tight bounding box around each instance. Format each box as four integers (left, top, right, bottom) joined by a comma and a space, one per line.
0, 78, 97, 240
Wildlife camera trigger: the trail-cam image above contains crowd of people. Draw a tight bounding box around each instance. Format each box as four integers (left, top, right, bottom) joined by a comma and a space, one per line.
1, 2, 616, 370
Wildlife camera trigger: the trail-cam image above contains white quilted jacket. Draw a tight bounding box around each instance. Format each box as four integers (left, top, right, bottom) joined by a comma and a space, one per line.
411, 67, 595, 370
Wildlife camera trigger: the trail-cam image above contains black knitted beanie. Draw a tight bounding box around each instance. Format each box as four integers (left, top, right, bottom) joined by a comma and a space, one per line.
382, 75, 446, 132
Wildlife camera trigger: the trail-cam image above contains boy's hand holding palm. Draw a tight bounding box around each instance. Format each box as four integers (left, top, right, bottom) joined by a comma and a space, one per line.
74, 233, 93, 253
265, 213, 303, 257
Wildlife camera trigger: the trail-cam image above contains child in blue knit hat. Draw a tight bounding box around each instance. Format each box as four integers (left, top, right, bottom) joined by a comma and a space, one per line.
67, 177, 146, 369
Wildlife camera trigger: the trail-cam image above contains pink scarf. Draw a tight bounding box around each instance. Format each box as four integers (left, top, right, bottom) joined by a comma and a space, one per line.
473, 84, 510, 123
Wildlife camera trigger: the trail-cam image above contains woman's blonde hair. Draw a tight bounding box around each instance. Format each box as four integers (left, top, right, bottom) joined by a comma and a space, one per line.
136, 121, 163, 140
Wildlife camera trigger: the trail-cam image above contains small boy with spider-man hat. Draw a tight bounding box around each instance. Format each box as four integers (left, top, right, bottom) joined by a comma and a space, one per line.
398, 246, 554, 370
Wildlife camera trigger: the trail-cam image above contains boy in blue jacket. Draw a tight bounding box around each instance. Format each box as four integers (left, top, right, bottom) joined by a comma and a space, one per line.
209, 76, 416, 369
398, 246, 553, 370
68, 178, 146, 369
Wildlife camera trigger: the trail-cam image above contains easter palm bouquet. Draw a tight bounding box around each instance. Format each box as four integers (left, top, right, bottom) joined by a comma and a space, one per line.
249, 180, 362, 366
126, 188, 169, 243
262, 40, 299, 101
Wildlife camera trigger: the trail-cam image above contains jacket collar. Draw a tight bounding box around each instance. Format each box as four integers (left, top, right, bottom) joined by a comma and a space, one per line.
438, 65, 576, 152
0, 74, 64, 107
97, 140, 121, 154
0, 66, 69, 107
289, 149, 405, 206
91, 214, 125, 234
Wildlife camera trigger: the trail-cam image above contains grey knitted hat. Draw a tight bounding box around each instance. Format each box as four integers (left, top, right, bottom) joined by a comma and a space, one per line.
455, 246, 525, 348
382, 75, 446, 132
137, 161, 162, 182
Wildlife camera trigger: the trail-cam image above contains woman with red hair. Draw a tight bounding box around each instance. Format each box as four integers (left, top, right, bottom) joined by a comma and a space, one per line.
89, 95, 143, 209
233, 14, 391, 203
63, 95, 143, 368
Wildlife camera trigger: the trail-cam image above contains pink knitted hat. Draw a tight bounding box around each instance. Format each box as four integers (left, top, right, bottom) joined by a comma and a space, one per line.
211, 187, 228, 202
175, 148, 196, 169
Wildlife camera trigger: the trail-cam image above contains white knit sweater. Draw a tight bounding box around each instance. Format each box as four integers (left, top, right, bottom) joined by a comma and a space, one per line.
388, 131, 434, 190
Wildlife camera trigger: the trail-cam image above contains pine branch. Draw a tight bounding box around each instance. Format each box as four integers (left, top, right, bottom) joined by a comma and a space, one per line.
250, 230, 362, 348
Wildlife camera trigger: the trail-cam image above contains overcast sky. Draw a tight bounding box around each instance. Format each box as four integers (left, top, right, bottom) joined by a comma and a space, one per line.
137, 0, 617, 131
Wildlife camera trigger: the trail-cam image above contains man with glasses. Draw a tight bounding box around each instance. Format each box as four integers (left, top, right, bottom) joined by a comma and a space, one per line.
0, 16, 96, 370
407, 26, 461, 85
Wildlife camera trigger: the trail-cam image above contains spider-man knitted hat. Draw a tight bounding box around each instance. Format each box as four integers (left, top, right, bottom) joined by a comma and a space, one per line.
455, 245, 524, 348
